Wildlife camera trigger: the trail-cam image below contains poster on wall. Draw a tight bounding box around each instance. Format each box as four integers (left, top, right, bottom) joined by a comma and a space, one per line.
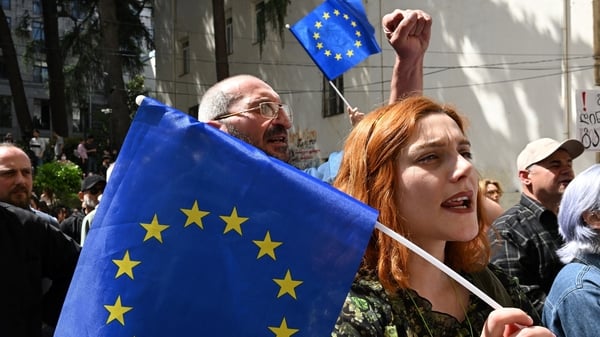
575, 89, 600, 151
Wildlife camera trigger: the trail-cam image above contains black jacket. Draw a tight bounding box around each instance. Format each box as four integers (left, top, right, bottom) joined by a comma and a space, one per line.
0, 202, 80, 337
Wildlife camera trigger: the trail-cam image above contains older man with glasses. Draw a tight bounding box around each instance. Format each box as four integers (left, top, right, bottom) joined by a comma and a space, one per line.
198, 9, 432, 182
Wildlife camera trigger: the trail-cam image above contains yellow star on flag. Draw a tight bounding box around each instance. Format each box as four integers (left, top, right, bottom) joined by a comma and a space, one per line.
104, 296, 133, 325
220, 207, 249, 235
355, 30, 362, 37
140, 214, 170, 243
273, 269, 303, 299
113, 250, 141, 279
268, 317, 299, 337
314, 21, 322, 29
343, 14, 349, 20
181, 200, 210, 229
324, 50, 331, 57
253, 231, 283, 260
351, 21, 357, 27
333, 9, 340, 16
346, 49, 354, 57
312, 32, 320, 40
316, 42, 323, 49
335, 53, 342, 61
354, 40, 362, 48
322, 12, 330, 20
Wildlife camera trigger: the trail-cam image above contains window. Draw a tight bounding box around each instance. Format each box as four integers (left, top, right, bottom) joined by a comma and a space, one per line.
32, 20, 44, 41
32, 0, 41, 15
0, 96, 12, 128
225, 14, 233, 55
32, 99, 50, 130
254, 1, 265, 43
180, 39, 189, 75
0, 49, 6, 78
322, 76, 345, 117
33, 63, 48, 83
1, 0, 10, 10
188, 104, 198, 117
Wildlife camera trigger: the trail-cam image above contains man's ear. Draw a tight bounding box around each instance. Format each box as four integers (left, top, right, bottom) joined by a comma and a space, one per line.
518, 169, 531, 186
78, 191, 84, 202
583, 210, 600, 229
206, 120, 224, 130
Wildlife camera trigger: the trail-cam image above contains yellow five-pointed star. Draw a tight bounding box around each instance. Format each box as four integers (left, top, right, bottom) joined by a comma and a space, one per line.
324, 50, 331, 57
312, 32, 320, 40
314, 21, 322, 29
104, 296, 133, 325
140, 214, 170, 243
253, 231, 283, 260
273, 269, 303, 299
351, 21, 357, 27
346, 49, 354, 57
181, 200, 210, 229
268, 317, 299, 337
355, 30, 362, 37
354, 40, 362, 48
322, 12, 330, 20
113, 250, 141, 279
220, 207, 249, 235
343, 14, 349, 20
333, 9, 340, 16
316, 42, 323, 50
335, 53, 342, 61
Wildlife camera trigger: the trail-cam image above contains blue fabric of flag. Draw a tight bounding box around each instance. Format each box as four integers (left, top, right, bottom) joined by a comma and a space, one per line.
54, 97, 378, 336
289, 0, 381, 80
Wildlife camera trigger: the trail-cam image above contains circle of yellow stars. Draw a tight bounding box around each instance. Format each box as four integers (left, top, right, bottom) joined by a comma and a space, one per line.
102, 199, 305, 336
312, 8, 365, 61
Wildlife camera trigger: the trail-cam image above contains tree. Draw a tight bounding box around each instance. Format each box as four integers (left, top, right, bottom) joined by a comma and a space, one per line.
0, 7, 32, 138
212, 0, 229, 81
41, 0, 69, 136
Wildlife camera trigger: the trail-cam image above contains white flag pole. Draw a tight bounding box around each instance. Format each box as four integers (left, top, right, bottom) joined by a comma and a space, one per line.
328, 80, 352, 109
374, 221, 503, 310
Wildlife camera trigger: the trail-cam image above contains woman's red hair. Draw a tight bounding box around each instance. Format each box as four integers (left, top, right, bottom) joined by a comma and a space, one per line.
333, 96, 490, 291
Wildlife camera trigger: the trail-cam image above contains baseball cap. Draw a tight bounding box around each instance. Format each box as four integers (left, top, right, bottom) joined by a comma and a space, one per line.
517, 138, 584, 171
81, 175, 107, 192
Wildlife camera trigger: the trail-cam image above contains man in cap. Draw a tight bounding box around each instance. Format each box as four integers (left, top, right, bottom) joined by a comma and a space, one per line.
58, 175, 106, 244
489, 137, 585, 314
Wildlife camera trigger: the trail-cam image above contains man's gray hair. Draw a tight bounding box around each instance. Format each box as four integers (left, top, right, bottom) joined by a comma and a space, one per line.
198, 86, 235, 122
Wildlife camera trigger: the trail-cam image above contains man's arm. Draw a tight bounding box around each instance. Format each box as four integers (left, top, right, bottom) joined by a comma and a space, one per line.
382, 9, 432, 103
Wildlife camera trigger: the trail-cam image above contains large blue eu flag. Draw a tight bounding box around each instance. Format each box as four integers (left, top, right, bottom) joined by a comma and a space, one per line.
289, 0, 381, 80
54, 97, 378, 336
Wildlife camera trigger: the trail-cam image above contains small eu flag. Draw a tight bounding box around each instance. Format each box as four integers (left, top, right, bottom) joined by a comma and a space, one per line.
289, 0, 381, 80
54, 97, 378, 336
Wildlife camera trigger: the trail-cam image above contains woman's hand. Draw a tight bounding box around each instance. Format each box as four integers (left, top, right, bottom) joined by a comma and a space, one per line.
481, 308, 555, 337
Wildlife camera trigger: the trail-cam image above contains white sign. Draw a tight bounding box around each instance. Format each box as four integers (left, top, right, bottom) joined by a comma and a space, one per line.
575, 89, 600, 151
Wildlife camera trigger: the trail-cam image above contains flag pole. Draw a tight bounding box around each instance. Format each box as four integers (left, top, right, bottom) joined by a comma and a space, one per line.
374, 221, 503, 310
328, 80, 352, 109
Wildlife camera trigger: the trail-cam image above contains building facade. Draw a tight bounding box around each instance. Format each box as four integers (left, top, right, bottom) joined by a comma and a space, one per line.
154, 0, 597, 202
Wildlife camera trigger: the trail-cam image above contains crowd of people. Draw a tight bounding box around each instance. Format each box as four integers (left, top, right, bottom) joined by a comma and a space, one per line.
2, 6, 598, 337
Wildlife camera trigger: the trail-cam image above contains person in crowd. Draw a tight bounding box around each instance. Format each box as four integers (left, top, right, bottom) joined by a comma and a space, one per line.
40, 187, 56, 207
542, 163, 600, 337
76, 138, 88, 175
52, 131, 64, 160
0, 201, 80, 337
51, 204, 70, 224
0, 144, 59, 226
197, 9, 430, 182
59, 175, 106, 244
29, 129, 46, 168
85, 134, 98, 174
480, 178, 504, 204
4, 132, 14, 143
489, 137, 584, 314
80, 164, 113, 246
331, 96, 553, 337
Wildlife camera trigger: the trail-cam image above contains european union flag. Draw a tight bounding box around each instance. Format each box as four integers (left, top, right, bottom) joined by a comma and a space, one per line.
54, 97, 378, 336
289, 0, 381, 80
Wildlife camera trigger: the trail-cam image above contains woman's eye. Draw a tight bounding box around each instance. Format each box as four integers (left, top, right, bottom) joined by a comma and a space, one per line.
461, 151, 473, 160
418, 154, 437, 163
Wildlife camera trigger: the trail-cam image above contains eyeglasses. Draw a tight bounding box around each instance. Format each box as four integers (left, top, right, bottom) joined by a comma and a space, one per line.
213, 102, 292, 123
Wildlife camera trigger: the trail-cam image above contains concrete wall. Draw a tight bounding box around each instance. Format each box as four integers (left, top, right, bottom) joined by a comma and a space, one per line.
154, 0, 599, 200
